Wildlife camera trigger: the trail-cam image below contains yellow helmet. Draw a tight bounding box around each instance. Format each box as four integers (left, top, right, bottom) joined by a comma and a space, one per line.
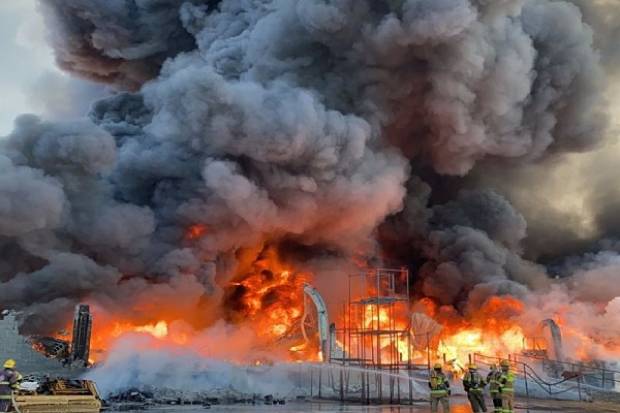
433, 363, 442, 370
469, 364, 478, 370
500, 359, 510, 368
3, 359, 16, 369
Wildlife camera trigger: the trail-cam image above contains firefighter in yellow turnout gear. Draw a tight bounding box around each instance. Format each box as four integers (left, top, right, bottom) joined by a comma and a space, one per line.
486, 364, 502, 413
463, 364, 487, 412
429, 363, 451, 412
498, 360, 515, 413
0, 359, 22, 412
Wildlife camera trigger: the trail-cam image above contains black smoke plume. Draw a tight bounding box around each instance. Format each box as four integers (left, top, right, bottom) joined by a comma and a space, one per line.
1, 0, 617, 349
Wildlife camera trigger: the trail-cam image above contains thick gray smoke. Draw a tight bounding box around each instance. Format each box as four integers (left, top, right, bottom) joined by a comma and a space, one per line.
569, 0, 620, 76
37, 0, 207, 89
0, 0, 615, 360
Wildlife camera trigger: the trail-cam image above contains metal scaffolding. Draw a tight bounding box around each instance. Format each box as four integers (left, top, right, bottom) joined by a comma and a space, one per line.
328, 268, 428, 403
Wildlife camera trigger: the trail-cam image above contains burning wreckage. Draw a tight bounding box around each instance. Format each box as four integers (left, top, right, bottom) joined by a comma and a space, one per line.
2, 0, 620, 410
0, 306, 91, 376
2, 269, 619, 408
0, 308, 102, 412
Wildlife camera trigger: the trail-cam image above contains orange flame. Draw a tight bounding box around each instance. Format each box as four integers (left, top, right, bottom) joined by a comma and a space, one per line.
69, 241, 620, 368
223, 247, 315, 360
134, 321, 169, 338
185, 224, 208, 240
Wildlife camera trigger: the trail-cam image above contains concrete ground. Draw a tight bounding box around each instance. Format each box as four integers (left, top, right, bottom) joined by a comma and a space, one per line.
109, 396, 620, 412
519, 399, 620, 413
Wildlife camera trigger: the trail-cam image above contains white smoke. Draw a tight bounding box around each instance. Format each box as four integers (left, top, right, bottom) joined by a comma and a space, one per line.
87, 335, 300, 397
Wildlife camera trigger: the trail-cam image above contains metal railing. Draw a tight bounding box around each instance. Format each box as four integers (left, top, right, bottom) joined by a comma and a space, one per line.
473, 353, 620, 401
279, 354, 619, 405
286, 362, 428, 405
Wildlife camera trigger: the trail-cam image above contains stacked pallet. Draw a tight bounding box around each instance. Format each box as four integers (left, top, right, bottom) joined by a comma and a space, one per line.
12, 380, 101, 413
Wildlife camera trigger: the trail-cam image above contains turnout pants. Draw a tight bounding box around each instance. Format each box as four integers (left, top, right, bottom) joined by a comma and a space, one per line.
0, 400, 11, 413
491, 394, 502, 413
467, 391, 487, 412
501, 392, 514, 413
431, 395, 450, 412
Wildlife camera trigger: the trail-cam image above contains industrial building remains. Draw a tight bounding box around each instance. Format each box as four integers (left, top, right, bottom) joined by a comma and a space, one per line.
71, 304, 93, 364
0, 305, 92, 376
0, 311, 73, 376
297, 269, 619, 404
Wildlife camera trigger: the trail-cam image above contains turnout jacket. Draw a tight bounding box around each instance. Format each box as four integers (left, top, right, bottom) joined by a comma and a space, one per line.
429, 371, 450, 397
0, 368, 22, 400
463, 371, 486, 393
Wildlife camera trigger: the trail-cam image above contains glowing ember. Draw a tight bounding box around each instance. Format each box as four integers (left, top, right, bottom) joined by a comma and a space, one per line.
185, 224, 208, 240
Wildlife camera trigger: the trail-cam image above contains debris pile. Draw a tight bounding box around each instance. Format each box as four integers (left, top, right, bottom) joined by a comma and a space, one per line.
104, 386, 288, 409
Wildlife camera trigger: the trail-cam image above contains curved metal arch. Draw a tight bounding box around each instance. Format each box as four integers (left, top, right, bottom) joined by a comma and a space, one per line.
302, 283, 330, 362
540, 319, 564, 361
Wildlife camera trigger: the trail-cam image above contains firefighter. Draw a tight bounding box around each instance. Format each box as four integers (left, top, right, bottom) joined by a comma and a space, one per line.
428, 363, 451, 412
463, 364, 487, 412
0, 359, 22, 412
486, 364, 502, 413
498, 359, 515, 413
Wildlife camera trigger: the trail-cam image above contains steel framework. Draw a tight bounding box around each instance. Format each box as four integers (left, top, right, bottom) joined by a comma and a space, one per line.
328, 268, 429, 401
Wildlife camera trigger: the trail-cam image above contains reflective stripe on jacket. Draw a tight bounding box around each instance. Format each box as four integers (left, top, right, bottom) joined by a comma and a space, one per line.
0, 368, 21, 399
429, 372, 449, 397
487, 371, 501, 394
463, 371, 485, 393
0, 378, 12, 400
499, 371, 515, 393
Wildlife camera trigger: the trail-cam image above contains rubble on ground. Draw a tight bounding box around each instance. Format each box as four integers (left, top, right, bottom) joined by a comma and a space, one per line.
104, 386, 289, 410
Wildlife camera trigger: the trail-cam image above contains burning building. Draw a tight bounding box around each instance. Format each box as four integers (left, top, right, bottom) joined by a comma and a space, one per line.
0, 0, 619, 394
